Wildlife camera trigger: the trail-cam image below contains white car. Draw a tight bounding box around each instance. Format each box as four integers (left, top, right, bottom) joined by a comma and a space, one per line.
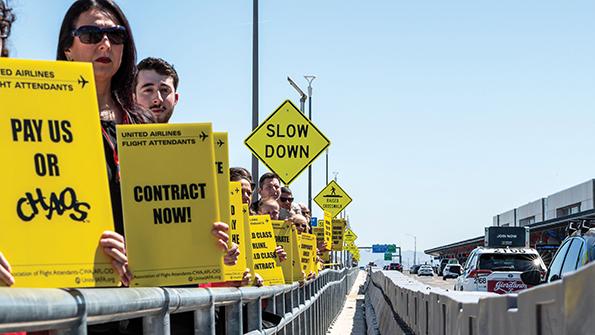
442, 263, 462, 280
455, 247, 546, 294
417, 264, 434, 276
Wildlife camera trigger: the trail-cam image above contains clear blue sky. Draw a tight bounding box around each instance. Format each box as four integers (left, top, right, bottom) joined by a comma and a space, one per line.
8, 1, 595, 255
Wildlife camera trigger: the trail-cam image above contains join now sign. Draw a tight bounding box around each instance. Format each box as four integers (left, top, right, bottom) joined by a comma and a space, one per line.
245, 100, 330, 185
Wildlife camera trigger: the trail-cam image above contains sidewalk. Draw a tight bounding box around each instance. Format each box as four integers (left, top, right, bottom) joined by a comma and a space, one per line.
327, 270, 367, 334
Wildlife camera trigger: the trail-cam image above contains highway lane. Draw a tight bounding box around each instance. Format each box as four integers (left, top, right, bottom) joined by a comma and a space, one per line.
382, 270, 458, 290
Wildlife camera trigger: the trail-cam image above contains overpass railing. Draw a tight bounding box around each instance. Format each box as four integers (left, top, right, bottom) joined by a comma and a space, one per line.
366, 262, 594, 335
0, 267, 360, 335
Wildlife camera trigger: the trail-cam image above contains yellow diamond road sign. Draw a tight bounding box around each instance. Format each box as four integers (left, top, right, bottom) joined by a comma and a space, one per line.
244, 100, 330, 185
343, 228, 358, 243
314, 180, 352, 218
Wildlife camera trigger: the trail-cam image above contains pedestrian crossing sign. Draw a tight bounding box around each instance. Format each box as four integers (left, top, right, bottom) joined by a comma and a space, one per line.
314, 180, 352, 217
244, 100, 330, 185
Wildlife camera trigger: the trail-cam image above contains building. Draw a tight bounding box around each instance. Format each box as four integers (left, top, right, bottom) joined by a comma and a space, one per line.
425, 179, 595, 265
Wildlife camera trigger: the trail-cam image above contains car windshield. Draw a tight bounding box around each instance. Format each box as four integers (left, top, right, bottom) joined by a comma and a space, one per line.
478, 253, 543, 272
447, 265, 461, 273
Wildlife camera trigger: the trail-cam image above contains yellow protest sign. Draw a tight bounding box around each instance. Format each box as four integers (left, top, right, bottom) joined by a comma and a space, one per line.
312, 226, 325, 245
314, 180, 352, 218
300, 233, 318, 275
246, 215, 285, 286
244, 100, 330, 185
213, 132, 230, 225
344, 241, 357, 253
343, 228, 358, 243
331, 219, 346, 251
117, 123, 223, 286
323, 211, 333, 250
0, 58, 118, 287
222, 182, 247, 281
272, 220, 303, 283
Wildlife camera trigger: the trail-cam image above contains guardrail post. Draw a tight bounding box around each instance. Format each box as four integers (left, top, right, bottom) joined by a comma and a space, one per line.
245, 297, 263, 332
224, 301, 242, 334
53, 289, 87, 335
142, 288, 171, 335
194, 289, 215, 335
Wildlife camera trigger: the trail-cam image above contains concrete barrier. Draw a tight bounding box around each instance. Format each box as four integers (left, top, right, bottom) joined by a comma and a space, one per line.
367, 261, 595, 335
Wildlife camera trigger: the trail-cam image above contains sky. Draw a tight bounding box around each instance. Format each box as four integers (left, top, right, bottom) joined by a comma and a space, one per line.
7, 0, 595, 257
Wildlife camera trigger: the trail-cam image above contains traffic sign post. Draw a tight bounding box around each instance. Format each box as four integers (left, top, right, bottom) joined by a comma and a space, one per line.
372, 244, 388, 253
244, 100, 330, 185
384, 252, 393, 261
314, 180, 352, 218
387, 244, 396, 253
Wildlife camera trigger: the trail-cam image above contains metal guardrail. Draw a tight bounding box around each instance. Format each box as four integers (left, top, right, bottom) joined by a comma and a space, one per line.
0, 267, 360, 334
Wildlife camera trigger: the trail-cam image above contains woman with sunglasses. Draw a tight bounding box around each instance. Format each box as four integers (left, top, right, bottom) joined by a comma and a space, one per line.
55, 0, 237, 288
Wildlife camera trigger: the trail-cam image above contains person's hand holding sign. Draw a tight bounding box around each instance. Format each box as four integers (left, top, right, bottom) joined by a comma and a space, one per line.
0, 252, 15, 286
212, 222, 240, 266
100, 231, 132, 286
275, 245, 287, 262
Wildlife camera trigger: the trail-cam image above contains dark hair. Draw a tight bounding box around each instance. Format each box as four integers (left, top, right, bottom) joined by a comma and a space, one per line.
0, 0, 16, 57
56, 0, 149, 121
135, 57, 179, 89
281, 186, 292, 194
259, 172, 279, 189
230, 167, 252, 182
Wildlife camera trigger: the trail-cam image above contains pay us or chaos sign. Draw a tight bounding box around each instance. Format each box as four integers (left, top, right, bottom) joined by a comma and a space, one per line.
0, 58, 118, 288
314, 180, 352, 218
244, 100, 330, 185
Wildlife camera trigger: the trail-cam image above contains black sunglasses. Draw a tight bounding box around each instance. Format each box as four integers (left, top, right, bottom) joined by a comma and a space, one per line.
72, 25, 127, 45
280, 197, 294, 203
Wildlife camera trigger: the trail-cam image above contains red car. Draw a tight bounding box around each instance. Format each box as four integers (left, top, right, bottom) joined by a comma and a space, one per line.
388, 263, 403, 271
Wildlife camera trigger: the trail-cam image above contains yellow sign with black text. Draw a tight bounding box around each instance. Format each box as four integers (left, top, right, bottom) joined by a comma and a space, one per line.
272, 220, 303, 283
323, 211, 333, 250
0, 58, 118, 287
300, 233, 318, 276
213, 132, 230, 225
244, 100, 330, 185
246, 215, 285, 286
331, 219, 346, 251
118, 123, 223, 286
222, 182, 247, 281
343, 228, 358, 243
314, 180, 352, 218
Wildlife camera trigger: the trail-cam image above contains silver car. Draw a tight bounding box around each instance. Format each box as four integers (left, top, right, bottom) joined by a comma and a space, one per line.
417, 264, 434, 276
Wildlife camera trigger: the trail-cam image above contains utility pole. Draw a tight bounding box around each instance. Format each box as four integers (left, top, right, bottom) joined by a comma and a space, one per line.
251, 0, 259, 185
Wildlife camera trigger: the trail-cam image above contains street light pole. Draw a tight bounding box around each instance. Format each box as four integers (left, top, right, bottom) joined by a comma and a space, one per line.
251, 0, 259, 185
304, 75, 316, 213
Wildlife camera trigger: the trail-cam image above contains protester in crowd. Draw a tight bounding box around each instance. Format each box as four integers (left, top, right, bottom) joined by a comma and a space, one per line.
230, 167, 255, 208
56, 0, 235, 286
278, 186, 302, 219
298, 202, 311, 223
256, 198, 287, 262
133, 57, 179, 123
0, 0, 16, 287
289, 214, 309, 235
258, 197, 280, 220
251, 172, 281, 213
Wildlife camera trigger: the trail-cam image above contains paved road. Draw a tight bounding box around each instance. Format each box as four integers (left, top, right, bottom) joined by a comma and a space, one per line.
397, 270, 458, 290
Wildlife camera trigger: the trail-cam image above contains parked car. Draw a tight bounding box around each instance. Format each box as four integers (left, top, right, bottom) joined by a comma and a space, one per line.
442, 263, 462, 280
454, 246, 546, 294
417, 264, 434, 276
410, 264, 420, 274
388, 263, 403, 271
522, 221, 595, 286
